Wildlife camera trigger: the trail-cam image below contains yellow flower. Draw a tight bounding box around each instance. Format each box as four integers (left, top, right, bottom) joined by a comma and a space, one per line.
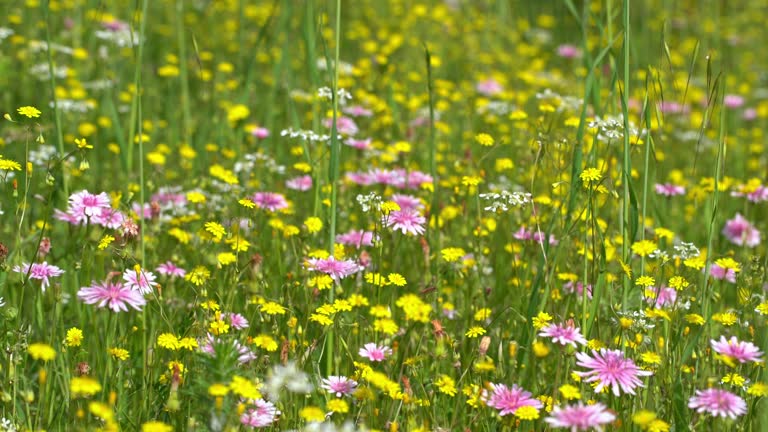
179, 337, 198, 350
641, 352, 662, 365
631, 240, 658, 257
635, 276, 655, 287
475, 133, 494, 146
65, 327, 84, 347
579, 167, 602, 183
227, 104, 250, 124
712, 312, 737, 326
668, 276, 689, 290
632, 410, 657, 426
435, 375, 457, 396
208, 383, 230, 397
747, 382, 768, 397
326, 398, 349, 414
0, 158, 22, 171
531, 312, 553, 329
261, 301, 287, 315
97, 235, 115, 250
157, 334, 180, 350
229, 376, 261, 400
239, 198, 255, 208
461, 176, 482, 187
387, 273, 407, 286
685, 314, 706, 325
714, 257, 741, 272
721, 373, 746, 387
209, 320, 230, 335
74, 137, 93, 149
217, 252, 237, 266
252, 335, 278, 351
17, 106, 41, 118
70, 376, 102, 398
141, 421, 173, 432
109, 347, 130, 361
28, 343, 56, 361
558, 384, 581, 400
514, 405, 540, 420
441, 247, 466, 262
474, 308, 492, 321
304, 217, 323, 233
204, 221, 227, 241
185, 266, 211, 286
300, 406, 325, 422
532, 341, 550, 358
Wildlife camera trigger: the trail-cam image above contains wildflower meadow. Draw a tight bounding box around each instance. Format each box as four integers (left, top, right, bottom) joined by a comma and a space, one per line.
1, 0, 768, 430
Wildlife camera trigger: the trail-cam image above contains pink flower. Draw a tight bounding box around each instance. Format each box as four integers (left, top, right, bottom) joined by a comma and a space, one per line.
344, 137, 372, 150
390, 194, 423, 211
92, 207, 126, 229
335, 230, 376, 248
306, 256, 363, 281
321, 376, 358, 397
122, 268, 158, 295
77, 280, 146, 312
709, 264, 736, 283
13, 262, 65, 292
539, 323, 587, 347
655, 183, 686, 197
688, 388, 747, 419
645, 285, 678, 307
240, 399, 280, 428
575, 349, 653, 396
228, 313, 250, 330
156, 261, 187, 278
358, 342, 392, 362
252, 192, 289, 212
710, 336, 763, 363
323, 116, 358, 135
250, 127, 270, 139
556, 44, 582, 59
476, 78, 504, 96
723, 94, 744, 109
563, 281, 592, 299
69, 190, 111, 221
545, 402, 616, 430
482, 383, 542, 416
199, 333, 256, 364
384, 209, 426, 236
722, 213, 761, 247
286, 175, 313, 191
343, 105, 373, 117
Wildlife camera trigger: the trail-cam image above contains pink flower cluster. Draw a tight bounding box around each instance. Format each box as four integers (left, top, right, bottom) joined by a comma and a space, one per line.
55, 190, 126, 228
346, 168, 433, 190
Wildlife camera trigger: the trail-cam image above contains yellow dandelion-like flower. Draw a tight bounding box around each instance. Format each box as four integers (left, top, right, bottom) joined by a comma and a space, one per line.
304, 216, 323, 233
109, 347, 130, 361
558, 384, 581, 400
631, 240, 658, 257
204, 221, 227, 241
326, 398, 349, 414
28, 343, 56, 361
475, 133, 494, 146
157, 333, 180, 350
635, 275, 655, 287
185, 266, 211, 286
579, 167, 602, 183
65, 327, 84, 347
514, 405, 540, 420
387, 273, 407, 286
441, 247, 466, 262
17, 106, 41, 118
71, 376, 102, 398
435, 375, 457, 396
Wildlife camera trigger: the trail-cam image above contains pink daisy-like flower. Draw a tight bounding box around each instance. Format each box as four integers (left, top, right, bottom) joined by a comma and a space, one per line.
539, 322, 588, 347
359, 342, 392, 362
723, 94, 745, 109
654, 183, 686, 197
344, 137, 372, 150
306, 256, 363, 281
575, 349, 653, 396
285, 175, 313, 191
335, 229, 376, 248
710, 336, 763, 363
545, 402, 616, 430
384, 209, 426, 236
709, 264, 737, 283
343, 105, 373, 117
556, 44, 582, 59
199, 333, 256, 364
77, 280, 146, 313
476, 78, 504, 96
688, 388, 747, 419
228, 313, 250, 330
68, 190, 111, 221
156, 261, 187, 278
323, 116, 358, 135
321, 376, 358, 397
563, 281, 593, 299
122, 268, 158, 295
92, 207, 126, 229
250, 127, 270, 139
252, 192, 289, 212
645, 285, 678, 307
482, 383, 543, 416
390, 194, 424, 211
722, 213, 761, 247
13, 262, 65, 292
240, 399, 280, 428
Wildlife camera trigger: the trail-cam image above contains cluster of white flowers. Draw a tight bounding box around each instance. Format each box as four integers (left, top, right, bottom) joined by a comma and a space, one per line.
280, 128, 339, 143
673, 241, 700, 259
264, 361, 313, 401
0, 417, 16, 432
356, 192, 382, 213
316, 58, 354, 75
234, 153, 286, 175
28, 40, 76, 55
476, 101, 516, 116
587, 114, 645, 142
479, 190, 532, 212
0, 28, 14, 44
94, 29, 139, 48
49, 99, 96, 113
648, 249, 669, 261
29, 63, 69, 80
317, 87, 353, 103
535, 88, 583, 112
